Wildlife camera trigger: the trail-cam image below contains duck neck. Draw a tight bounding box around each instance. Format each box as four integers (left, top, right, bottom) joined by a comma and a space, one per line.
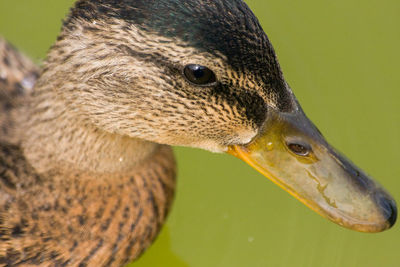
18, 83, 159, 174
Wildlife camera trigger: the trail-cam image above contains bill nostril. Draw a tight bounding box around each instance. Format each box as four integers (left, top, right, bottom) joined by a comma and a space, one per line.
287, 142, 311, 156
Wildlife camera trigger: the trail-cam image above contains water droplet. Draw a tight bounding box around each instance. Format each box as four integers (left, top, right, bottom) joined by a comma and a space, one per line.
266, 142, 274, 151
21, 75, 36, 91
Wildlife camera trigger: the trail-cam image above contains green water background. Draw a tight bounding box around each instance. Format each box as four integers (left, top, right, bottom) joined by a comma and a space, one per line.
0, 1, 399, 266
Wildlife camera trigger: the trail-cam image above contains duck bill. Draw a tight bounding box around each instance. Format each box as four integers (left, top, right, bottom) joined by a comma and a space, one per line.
228, 110, 396, 232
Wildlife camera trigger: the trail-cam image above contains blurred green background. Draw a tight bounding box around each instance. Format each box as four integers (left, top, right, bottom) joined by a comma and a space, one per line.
0, 0, 399, 266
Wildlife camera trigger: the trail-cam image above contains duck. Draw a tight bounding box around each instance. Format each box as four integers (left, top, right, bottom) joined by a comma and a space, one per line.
0, 0, 396, 266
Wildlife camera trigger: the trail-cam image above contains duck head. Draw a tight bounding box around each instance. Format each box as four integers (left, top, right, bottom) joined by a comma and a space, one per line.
45, 0, 395, 232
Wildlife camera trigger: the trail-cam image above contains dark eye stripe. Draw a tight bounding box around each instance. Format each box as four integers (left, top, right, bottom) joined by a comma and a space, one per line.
183, 64, 216, 85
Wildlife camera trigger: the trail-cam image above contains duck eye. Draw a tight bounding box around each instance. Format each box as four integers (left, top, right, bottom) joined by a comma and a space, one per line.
183, 64, 216, 85
287, 143, 311, 156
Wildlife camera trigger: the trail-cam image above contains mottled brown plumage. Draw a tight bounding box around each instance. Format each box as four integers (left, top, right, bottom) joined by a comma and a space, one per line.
0, 38, 38, 145
0, 141, 175, 266
0, 37, 177, 264
1, 0, 288, 265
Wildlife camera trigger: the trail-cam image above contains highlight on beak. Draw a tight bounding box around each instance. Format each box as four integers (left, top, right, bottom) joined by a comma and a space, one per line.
228, 110, 396, 232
